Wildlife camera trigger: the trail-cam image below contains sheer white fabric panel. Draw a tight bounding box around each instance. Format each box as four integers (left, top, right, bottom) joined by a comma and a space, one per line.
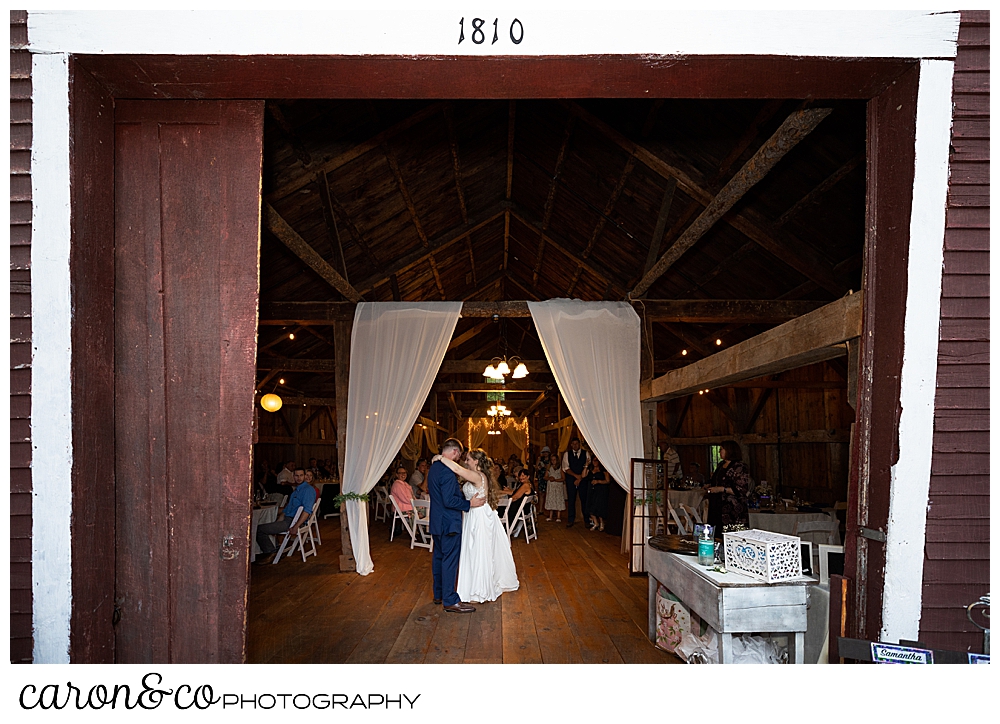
342, 302, 462, 575
503, 418, 528, 462
528, 300, 643, 492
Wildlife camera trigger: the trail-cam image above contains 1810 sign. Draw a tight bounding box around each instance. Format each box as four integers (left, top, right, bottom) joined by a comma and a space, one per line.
458, 17, 524, 45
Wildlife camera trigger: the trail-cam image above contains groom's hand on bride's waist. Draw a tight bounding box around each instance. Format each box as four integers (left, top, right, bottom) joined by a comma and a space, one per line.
469, 496, 486, 508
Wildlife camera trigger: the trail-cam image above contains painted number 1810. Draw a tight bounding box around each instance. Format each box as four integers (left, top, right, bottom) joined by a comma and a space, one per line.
458, 17, 524, 45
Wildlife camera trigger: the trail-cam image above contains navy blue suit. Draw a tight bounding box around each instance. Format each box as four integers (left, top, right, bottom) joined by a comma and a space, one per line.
427, 460, 470, 606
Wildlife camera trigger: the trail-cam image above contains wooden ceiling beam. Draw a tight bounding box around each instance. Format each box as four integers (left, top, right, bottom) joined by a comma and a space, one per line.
353, 205, 506, 295
444, 103, 477, 287
504, 101, 516, 272
639, 299, 826, 324
710, 99, 784, 185
266, 102, 443, 201
563, 100, 848, 297
318, 170, 350, 282
259, 356, 336, 372
641, 176, 678, 276
775, 153, 864, 228
260, 298, 815, 327
642, 293, 861, 401
567, 154, 637, 296
323, 182, 381, 275
630, 107, 833, 298
433, 381, 555, 393
263, 204, 364, 303
447, 391, 462, 421
448, 318, 492, 352
521, 390, 551, 418
382, 142, 446, 299
511, 207, 628, 297
531, 113, 576, 287
266, 102, 313, 166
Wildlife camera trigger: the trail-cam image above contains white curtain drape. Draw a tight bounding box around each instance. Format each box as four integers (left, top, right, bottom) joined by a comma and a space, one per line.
462, 417, 490, 451
503, 417, 529, 464
400, 424, 424, 472
528, 300, 643, 492
342, 302, 462, 575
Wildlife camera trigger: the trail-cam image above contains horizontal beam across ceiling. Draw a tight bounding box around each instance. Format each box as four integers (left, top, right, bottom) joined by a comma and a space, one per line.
642, 292, 862, 401
259, 299, 823, 325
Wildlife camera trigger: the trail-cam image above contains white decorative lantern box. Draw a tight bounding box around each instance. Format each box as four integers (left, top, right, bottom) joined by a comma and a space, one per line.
723, 529, 803, 583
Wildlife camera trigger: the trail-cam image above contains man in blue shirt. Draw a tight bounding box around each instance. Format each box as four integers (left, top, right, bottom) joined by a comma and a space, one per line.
254, 467, 317, 565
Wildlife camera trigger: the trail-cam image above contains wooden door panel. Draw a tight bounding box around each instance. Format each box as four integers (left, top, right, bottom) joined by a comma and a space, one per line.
114, 100, 263, 663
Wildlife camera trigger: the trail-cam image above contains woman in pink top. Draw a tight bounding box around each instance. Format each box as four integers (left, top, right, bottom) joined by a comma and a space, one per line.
390, 466, 414, 512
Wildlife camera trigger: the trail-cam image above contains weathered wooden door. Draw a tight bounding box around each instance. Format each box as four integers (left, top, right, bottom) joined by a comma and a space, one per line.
114, 101, 263, 662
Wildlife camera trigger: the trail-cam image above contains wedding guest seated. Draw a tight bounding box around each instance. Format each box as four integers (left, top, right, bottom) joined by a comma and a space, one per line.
253, 468, 316, 565
498, 467, 534, 526
409, 458, 430, 499
390, 465, 414, 514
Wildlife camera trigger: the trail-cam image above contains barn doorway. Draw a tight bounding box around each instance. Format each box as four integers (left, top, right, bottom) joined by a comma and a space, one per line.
72, 54, 917, 663
245, 97, 866, 663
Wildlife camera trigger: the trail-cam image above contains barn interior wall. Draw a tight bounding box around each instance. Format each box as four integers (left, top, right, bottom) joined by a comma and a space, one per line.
659, 360, 853, 506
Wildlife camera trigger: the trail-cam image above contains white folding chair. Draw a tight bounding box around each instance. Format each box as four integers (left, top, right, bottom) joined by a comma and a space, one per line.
681, 503, 704, 526
373, 484, 391, 522
410, 499, 433, 551
667, 500, 692, 535
793, 519, 840, 546
283, 506, 319, 562
266, 492, 284, 504
654, 502, 668, 535
307, 498, 322, 545
272, 506, 316, 563
497, 495, 512, 535
278, 494, 288, 509
509, 495, 537, 543
388, 495, 415, 543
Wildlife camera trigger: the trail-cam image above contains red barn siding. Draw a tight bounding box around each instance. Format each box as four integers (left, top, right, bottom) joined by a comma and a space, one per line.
921, 10, 990, 654
9, 9, 33, 663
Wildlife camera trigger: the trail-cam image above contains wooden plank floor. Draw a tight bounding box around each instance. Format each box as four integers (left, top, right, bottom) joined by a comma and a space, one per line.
246, 508, 682, 664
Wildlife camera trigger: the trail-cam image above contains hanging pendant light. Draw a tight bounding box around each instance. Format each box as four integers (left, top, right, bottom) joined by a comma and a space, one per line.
260, 393, 283, 412
512, 362, 528, 379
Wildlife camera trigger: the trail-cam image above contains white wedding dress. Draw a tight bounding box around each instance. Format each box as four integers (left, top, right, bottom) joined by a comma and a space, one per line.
456, 473, 520, 603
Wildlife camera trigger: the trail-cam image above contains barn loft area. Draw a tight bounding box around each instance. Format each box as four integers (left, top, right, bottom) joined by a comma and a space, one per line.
253, 98, 865, 505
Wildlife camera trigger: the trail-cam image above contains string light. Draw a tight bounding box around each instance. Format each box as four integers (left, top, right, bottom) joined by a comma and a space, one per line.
278, 378, 285, 385
681, 349, 688, 356
289, 332, 295, 340
715, 339, 722, 346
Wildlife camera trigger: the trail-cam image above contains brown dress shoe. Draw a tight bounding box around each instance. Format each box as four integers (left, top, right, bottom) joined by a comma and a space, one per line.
443, 602, 476, 613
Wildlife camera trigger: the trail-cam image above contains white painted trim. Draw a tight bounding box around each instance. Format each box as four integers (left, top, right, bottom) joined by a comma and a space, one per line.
27, 7, 959, 58
21, 7, 962, 661
30, 52, 73, 665
881, 59, 955, 644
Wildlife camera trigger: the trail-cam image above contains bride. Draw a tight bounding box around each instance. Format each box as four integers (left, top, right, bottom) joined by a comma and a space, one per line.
435, 448, 519, 602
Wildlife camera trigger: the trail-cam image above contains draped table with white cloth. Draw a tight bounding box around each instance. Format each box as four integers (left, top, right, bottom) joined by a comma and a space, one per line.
749, 511, 841, 544
250, 503, 280, 562
668, 489, 706, 512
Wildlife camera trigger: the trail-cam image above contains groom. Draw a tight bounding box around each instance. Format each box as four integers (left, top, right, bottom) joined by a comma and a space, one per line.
428, 437, 485, 613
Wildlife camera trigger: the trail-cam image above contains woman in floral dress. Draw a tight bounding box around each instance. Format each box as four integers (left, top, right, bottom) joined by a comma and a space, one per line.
704, 440, 751, 533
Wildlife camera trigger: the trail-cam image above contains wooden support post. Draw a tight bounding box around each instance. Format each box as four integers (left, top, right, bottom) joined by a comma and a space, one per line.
334, 319, 356, 572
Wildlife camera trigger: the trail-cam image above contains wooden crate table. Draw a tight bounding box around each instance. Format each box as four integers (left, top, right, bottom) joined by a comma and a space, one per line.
646, 546, 814, 663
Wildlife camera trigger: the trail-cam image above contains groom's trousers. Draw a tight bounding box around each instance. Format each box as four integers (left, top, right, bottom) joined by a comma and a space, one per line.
432, 531, 462, 606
